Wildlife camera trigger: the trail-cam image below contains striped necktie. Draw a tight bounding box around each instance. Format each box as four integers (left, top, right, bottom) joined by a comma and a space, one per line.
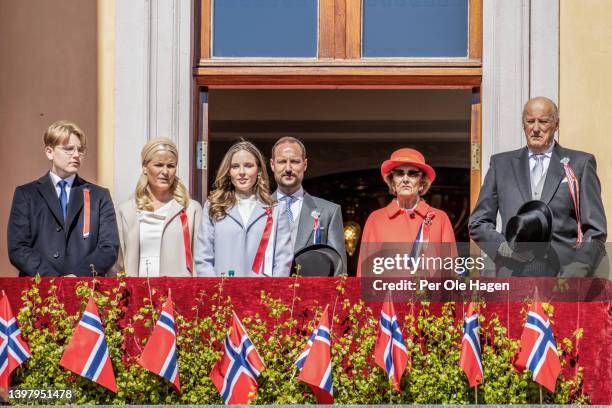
281, 195, 297, 226
531, 154, 545, 186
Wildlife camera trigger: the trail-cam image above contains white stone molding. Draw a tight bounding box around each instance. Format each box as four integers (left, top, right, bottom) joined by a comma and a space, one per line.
481, 0, 559, 177
114, 0, 192, 204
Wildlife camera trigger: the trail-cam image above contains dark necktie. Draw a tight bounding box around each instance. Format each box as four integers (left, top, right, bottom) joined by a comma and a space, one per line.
58, 180, 68, 221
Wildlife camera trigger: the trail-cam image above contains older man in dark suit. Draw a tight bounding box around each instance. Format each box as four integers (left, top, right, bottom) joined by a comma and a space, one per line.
7, 120, 119, 277
469, 97, 606, 276
270, 136, 347, 275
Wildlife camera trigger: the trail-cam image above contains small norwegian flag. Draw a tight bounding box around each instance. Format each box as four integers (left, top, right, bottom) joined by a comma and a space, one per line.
296, 305, 333, 404
0, 291, 31, 394
459, 302, 483, 387
138, 291, 180, 392
373, 301, 409, 391
515, 288, 561, 392
59, 296, 117, 392
210, 311, 265, 404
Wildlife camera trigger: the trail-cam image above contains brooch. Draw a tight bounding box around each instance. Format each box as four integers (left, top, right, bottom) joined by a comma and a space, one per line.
560, 157, 570, 165
424, 211, 435, 226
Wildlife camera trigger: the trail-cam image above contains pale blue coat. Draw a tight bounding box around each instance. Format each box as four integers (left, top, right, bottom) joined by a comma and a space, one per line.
194, 200, 293, 277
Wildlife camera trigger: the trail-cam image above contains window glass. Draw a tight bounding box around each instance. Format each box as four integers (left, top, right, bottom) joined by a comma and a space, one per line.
362, 0, 469, 57
213, 0, 318, 57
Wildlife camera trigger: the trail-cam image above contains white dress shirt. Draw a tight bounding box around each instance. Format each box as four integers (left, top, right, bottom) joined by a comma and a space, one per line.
49, 172, 76, 199
528, 142, 555, 177
276, 187, 305, 224
236, 193, 257, 226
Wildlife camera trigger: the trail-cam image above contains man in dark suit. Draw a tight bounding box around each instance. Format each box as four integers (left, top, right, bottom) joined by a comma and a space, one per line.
270, 137, 347, 275
469, 97, 607, 277
8, 120, 119, 277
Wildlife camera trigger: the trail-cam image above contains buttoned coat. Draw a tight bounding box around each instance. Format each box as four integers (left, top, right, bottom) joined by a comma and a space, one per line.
357, 200, 456, 276
273, 191, 348, 276
469, 143, 607, 275
113, 198, 202, 277
8, 173, 119, 277
194, 200, 293, 277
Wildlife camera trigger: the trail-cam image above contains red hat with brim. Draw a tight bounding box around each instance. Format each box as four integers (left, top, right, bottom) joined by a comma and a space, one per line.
380, 148, 436, 183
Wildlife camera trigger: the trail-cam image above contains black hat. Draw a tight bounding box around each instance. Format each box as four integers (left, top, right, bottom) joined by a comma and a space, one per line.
292, 244, 344, 277
505, 200, 553, 245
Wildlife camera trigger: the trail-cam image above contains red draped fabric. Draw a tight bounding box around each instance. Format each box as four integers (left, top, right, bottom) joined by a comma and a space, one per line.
0, 277, 609, 404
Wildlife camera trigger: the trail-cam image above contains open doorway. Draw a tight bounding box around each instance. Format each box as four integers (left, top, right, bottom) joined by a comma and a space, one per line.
206, 89, 472, 275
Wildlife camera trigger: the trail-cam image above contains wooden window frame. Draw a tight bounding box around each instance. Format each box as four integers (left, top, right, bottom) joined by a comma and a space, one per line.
195, 0, 482, 67
191, 0, 483, 205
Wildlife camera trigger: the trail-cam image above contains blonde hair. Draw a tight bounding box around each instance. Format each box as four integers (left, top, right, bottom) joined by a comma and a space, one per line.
44, 120, 87, 148
208, 140, 273, 221
384, 171, 432, 197
135, 138, 190, 211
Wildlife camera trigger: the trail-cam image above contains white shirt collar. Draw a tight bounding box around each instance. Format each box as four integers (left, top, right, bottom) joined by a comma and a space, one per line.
528, 142, 555, 158
49, 171, 76, 187
276, 187, 304, 201
236, 192, 256, 202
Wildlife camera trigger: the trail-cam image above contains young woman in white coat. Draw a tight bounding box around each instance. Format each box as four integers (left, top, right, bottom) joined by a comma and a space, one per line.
114, 138, 202, 276
194, 140, 293, 277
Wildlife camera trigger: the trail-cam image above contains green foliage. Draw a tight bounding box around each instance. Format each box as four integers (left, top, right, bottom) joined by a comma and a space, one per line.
10, 276, 589, 404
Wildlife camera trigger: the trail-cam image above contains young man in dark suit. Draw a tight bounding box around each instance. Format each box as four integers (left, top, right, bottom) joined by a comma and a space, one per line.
7, 120, 119, 277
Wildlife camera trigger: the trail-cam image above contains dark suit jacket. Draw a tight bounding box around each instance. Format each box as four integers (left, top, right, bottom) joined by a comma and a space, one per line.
7, 173, 119, 277
469, 143, 607, 276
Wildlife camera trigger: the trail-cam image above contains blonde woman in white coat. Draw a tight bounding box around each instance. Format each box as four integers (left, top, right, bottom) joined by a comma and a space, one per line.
114, 138, 202, 277
194, 140, 293, 277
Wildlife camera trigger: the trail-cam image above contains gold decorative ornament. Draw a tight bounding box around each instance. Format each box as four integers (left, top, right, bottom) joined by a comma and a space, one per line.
343, 221, 362, 257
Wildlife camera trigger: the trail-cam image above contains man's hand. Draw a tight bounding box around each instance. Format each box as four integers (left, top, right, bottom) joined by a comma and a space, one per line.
497, 241, 535, 263
561, 262, 591, 277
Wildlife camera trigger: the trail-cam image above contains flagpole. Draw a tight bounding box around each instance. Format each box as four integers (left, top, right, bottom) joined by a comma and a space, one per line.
539, 384, 543, 404
145, 260, 156, 331
475, 384, 478, 404
331, 294, 339, 334
89, 264, 97, 296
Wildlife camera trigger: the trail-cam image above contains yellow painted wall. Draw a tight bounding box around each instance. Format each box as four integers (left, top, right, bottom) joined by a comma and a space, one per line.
560, 0, 612, 234
97, 0, 115, 193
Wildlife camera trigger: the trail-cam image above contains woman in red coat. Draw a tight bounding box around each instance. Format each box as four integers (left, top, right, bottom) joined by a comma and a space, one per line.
357, 148, 457, 277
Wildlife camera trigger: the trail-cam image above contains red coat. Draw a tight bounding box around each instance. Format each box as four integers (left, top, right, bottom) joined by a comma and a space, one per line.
357, 200, 457, 276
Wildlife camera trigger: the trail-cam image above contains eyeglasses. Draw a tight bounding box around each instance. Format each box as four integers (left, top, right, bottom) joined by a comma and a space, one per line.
56, 145, 87, 157
392, 169, 421, 178
524, 118, 556, 128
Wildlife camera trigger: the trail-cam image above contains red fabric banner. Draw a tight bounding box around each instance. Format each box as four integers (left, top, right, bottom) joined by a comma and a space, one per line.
0, 277, 609, 404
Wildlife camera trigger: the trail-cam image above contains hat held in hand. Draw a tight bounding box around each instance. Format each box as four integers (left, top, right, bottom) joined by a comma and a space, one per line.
505, 200, 553, 258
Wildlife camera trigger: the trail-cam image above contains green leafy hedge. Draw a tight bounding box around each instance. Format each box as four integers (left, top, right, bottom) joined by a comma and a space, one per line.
11, 275, 588, 405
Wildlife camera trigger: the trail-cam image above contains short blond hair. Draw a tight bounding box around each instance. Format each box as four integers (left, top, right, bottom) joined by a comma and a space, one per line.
43, 120, 87, 148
